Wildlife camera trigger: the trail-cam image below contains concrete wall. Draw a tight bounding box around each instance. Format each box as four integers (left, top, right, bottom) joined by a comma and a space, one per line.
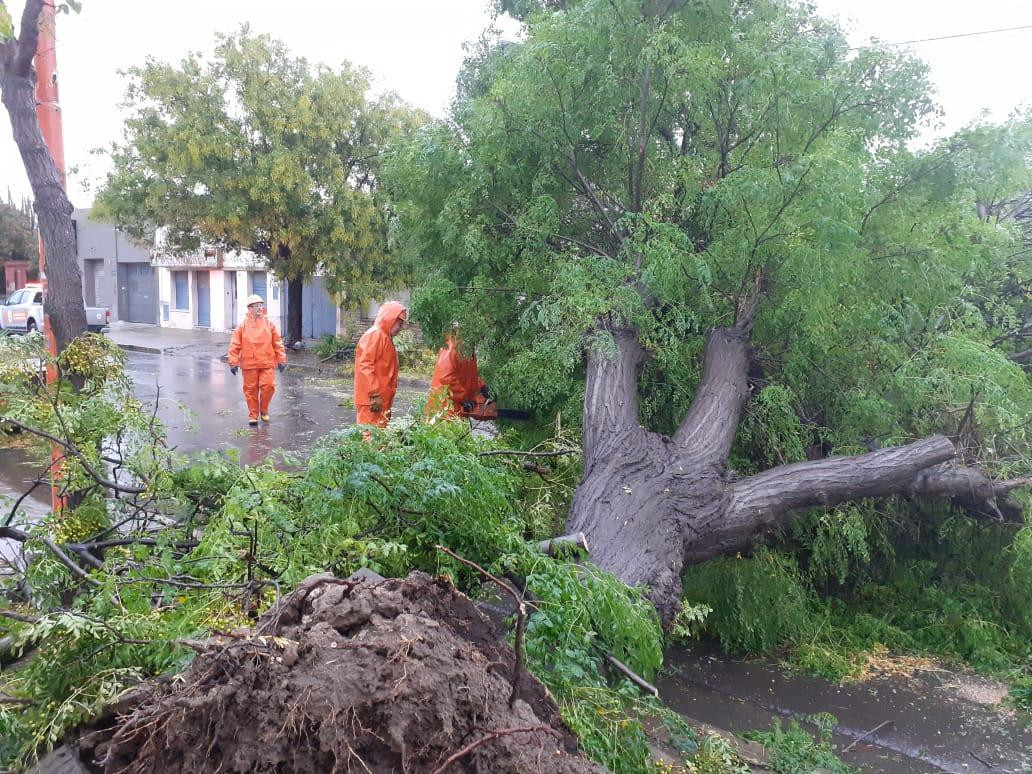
2, 261, 32, 300
73, 208, 151, 321
366, 290, 411, 321
159, 267, 193, 329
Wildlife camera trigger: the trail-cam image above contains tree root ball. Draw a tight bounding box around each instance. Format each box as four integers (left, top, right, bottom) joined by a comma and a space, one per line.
97, 572, 604, 773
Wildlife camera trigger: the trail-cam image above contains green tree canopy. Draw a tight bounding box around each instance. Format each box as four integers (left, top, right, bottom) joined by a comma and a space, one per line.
390, 0, 1030, 471
95, 27, 425, 341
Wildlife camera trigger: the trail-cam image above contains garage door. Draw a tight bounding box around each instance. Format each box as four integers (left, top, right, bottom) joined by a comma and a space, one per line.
300, 277, 338, 339
117, 263, 157, 324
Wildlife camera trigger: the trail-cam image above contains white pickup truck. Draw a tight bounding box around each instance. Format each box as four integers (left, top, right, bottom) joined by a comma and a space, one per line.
0, 284, 110, 333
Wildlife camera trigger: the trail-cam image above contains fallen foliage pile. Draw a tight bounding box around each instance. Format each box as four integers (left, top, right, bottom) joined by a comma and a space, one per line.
84, 572, 604, 773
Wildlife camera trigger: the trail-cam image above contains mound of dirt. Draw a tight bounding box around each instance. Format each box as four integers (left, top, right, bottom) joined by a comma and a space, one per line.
93, 572, 604, 773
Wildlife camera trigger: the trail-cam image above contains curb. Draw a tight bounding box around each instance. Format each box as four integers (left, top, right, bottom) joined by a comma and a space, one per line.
114, 342, 164, 355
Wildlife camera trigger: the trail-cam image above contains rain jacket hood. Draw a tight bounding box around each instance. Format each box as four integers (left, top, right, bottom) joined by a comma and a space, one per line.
375, 302, 407, 335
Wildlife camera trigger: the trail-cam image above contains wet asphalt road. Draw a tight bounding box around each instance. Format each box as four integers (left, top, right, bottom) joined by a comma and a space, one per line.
0, 351, 422, 522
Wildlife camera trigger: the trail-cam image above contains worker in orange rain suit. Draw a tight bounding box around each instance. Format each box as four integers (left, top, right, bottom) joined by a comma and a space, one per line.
228, 294, 287, 426
427, 333, 489, 419
354, 301, 408, 428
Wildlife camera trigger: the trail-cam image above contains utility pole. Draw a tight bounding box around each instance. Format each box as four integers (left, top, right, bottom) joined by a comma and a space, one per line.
34, 2, 67, 513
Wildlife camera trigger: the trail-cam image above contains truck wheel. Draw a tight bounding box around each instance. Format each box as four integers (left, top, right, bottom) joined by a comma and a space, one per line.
26, 319, 37, 333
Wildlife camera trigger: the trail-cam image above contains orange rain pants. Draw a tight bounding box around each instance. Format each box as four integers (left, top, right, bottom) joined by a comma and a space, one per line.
242, 368, 276, 419
228, 313, 287, 420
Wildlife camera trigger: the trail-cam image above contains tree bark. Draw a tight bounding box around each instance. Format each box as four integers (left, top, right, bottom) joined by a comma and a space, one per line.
581, 328, 647, 464
0, 0, 87, 352
285, 277, 303, 347
566, 319, 1029, 624
672, 325, 751, 461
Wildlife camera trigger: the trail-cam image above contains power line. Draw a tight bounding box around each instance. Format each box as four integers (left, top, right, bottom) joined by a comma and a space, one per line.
850, 22, 1032, 49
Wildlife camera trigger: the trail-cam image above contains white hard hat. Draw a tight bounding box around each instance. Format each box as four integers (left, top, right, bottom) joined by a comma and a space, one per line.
246, 294, 264, 307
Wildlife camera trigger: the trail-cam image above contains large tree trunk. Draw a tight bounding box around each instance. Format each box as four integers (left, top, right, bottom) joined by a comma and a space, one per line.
0, 0, 87, 352
285, 277, 303, 347
566, 322, 1028, 624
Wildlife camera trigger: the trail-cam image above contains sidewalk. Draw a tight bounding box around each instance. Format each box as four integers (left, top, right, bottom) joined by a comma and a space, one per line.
106, 322, 231, 358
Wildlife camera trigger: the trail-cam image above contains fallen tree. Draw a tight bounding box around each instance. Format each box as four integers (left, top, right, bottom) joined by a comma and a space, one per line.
388, 0, 1032, 621
0, 342, 674, 770
569, 308, 1029, 621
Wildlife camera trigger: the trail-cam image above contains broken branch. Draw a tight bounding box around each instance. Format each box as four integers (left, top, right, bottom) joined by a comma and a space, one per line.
2, 418, 148, 494
478, 448, 579, 459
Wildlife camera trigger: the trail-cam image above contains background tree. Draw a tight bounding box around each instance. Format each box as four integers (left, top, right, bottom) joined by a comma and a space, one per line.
1, 0, 87, 350
0, 196, 36, 263
95, 27, 424, 344
387, 0, 1032, 620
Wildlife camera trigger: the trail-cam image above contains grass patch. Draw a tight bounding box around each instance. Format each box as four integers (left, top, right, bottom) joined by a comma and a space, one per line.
745, 715, 855, 774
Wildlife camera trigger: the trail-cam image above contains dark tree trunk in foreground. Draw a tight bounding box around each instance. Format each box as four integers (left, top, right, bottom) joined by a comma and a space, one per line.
567, 313, 1029, 624
0, 0, 87, 352
285, 277, 303, 347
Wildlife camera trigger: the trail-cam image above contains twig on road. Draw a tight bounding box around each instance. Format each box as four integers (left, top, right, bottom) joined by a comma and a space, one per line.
842, 720, 894, 754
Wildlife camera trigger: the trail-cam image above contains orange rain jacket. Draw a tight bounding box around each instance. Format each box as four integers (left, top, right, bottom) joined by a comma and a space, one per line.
354, 302, 407, 416
429, 337, 485, 416
228, 314, 287, 370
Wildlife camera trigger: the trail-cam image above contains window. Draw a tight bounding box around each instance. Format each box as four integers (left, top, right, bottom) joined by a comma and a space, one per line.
6, 290, 25, 305
32, 292, 43, 304
251, 271, 267, 302
173, 271, 189, 311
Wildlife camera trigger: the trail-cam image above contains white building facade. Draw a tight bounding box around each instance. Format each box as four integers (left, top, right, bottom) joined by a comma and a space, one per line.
152, 244, 356, 340
152, 244, 289, 333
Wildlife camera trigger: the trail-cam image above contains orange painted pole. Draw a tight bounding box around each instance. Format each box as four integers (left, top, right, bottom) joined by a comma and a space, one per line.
34, 3, 67, 513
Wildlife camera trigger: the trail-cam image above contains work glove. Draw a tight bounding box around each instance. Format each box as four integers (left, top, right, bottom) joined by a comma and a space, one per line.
277, 363, 285, 373
229, 366, 239, 376
369, 394, 383, 413
462, 400, 474, 413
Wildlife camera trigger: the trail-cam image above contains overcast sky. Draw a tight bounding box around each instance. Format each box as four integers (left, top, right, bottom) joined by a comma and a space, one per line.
1, 0, 1030, 209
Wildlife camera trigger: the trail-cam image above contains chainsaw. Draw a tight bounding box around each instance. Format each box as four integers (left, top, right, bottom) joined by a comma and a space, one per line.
463, 396, 533, 421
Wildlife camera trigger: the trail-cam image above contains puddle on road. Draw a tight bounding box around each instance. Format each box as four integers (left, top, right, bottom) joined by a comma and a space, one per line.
0, 440, 50, 569
127, 351, 428, 465
659, 642, 1032, 773
0, 440, 50, 521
